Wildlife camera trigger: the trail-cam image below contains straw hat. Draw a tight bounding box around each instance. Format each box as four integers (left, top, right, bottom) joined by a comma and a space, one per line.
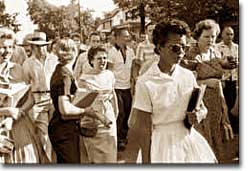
27, 32, 51, 46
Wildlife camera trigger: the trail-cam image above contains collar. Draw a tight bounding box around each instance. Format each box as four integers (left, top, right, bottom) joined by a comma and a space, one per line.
146, 62, 179, 80
114, 44, 127, 51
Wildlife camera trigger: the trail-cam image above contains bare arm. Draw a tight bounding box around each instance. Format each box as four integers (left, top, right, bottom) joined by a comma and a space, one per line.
58, 95, 107, 124
129, 108, 152, 163
58, 95, 86, 120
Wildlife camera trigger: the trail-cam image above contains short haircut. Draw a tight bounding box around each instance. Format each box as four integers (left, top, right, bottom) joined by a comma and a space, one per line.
112, 28, 129, 38
71, 33, 81, 39
55, 38, 77, 64
88, 32, 100, 40
193, 19, 220, 40
222, 26, 234, 33
152, 19, 189, 54
87, 45, 107, 67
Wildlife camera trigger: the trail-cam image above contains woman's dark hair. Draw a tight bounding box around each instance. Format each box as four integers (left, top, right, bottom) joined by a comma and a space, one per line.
87, 45, 107, 67
152, 19, 189, 54
192, 19, 220, 40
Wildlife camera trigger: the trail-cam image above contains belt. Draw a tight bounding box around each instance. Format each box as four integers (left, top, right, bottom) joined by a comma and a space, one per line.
32, 90, 50, 94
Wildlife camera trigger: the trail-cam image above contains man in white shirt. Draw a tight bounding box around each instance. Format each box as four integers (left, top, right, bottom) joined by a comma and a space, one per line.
131, 22, 159, 96
107, 28, 135, 151
22, 31, 57, 162
73, 32, 101, 82
216, 26, 239, 134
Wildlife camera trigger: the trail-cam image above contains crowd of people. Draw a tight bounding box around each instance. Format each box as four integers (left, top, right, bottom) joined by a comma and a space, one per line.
0, 17, 239, 164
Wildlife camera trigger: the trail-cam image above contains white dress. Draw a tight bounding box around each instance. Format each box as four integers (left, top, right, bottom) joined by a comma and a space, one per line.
133, 63, 217, 163
76, 70, 117, 163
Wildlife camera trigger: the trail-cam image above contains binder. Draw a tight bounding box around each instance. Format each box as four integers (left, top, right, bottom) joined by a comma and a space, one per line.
187, 84, 207, 112
73, 91, 99, 108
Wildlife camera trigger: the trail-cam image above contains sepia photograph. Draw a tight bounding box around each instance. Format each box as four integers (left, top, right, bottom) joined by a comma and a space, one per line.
0, 0, 242, 167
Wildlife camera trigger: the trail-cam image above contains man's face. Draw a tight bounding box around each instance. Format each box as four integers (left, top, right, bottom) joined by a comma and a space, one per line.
89, 35, 101, 48
0, 39, 15, 62
108, 31, 116, 45
222, 27, 234, 44
116, 30, 130, 46
72, 36, 81, 48
33, 45, 48, 58
146, 24, 155, 41
23, 45, 32, 57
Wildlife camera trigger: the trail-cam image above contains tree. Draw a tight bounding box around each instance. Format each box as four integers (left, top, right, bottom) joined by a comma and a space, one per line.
113, 0, 239, 32
27, 0, 94, 40
114, 0, 147, 35
0, 0, 18, 30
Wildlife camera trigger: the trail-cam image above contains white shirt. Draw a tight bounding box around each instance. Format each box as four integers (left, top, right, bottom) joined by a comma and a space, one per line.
73, 47, 93, 82
136, 39, 156, 61
45, 53, 58, 88
22, 56, 48, 92
216, 41, 238, 81
133, 62, 206, 126
108, 45, 135, 89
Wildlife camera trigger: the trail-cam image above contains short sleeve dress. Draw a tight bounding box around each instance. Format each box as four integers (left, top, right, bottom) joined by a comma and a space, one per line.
77, 70, 117, 163
48, 64, 80, 163
133, 63, 217, 163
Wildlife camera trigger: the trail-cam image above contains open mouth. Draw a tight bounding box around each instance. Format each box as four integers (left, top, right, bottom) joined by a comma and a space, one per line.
99, 63, 106, 68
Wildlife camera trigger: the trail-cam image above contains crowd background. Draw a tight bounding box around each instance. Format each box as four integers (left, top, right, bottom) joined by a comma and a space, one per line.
0, 0, 244, 167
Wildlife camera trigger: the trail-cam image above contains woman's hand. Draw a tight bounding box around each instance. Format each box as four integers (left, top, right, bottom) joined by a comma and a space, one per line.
0, 134, 14, 154
83, 107, 112, 127
186, 111, 198, 126
220, 56, 238, 69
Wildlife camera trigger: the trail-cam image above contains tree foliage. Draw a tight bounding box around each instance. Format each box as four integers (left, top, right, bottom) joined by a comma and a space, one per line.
27, 0, 94, 40
113, 0, 239, 30
0, 0, 18, 30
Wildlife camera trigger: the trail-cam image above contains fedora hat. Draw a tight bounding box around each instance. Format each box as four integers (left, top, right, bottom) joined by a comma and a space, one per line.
27, 32, 52, 46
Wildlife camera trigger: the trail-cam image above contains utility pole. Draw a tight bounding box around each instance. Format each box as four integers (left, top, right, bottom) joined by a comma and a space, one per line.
139, 1, 145, 35
78, 0, 83, 42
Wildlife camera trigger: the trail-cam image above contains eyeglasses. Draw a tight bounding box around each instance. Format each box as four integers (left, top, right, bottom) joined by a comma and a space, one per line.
166, 44, 189, 54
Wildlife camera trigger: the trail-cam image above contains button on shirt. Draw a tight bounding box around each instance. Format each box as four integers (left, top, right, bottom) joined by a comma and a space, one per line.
108, 46, 135, 89
22, 57, 48, 93
133, 63, 204, 126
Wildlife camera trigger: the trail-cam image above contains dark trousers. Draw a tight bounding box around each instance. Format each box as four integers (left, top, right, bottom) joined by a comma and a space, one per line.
223, 80, 239, 134
115, 89, 132, 143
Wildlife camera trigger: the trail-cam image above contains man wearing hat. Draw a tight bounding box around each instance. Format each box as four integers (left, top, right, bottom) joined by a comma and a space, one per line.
10, 33, 33, 65
22, 31, 56, 162
17, 33, 33, 58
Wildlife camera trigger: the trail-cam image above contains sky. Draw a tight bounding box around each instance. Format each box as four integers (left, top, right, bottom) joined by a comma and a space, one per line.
3, 0, 116, 42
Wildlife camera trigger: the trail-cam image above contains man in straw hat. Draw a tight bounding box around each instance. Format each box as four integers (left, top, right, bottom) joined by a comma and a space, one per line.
9, 33, 34, 65
22, 31, 56, 162
17, 33, 33, 58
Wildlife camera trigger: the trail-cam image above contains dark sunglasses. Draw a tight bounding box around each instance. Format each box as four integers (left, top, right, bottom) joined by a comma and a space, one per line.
167, 44, 189, 54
